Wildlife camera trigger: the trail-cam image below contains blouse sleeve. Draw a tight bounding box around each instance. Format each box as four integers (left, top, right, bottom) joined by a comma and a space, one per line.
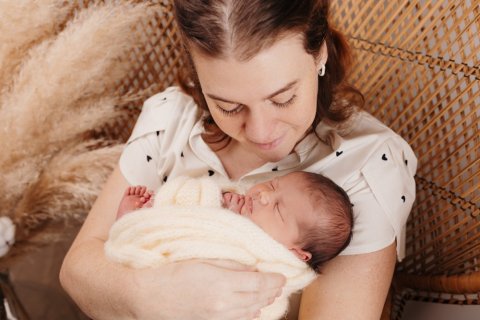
341, 137, 417, 260
340, 175, 397, 256
119, 131, 164, 190
118, 87, 197, 191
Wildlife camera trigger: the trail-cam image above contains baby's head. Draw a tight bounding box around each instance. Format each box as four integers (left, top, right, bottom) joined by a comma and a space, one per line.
239, 171, 353, 272
294, 172, 353, 271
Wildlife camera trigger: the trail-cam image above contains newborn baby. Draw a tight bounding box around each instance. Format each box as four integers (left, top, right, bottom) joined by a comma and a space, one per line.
115, 171, 353, 271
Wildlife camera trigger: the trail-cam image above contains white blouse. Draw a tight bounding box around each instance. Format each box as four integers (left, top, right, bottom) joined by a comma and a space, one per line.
119, 87, 417, 260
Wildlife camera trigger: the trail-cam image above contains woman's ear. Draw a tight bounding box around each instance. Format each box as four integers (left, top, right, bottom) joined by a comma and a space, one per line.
316, 42, 328, 75
289, 247, 312, 262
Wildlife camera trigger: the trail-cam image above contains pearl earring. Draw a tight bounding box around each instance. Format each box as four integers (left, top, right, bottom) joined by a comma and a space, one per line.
318, 63, 326, 77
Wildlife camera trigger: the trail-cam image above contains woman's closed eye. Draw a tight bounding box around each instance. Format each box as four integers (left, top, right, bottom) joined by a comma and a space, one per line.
216, 103, 244, 116
271, 94, 296, 108
216, 94, 297, 116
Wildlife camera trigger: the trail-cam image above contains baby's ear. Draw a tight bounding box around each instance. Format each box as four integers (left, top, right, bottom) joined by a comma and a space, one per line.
290, 247, 312, 262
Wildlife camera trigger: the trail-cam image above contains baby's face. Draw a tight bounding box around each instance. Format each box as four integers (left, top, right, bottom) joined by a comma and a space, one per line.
233, 172, 315, 249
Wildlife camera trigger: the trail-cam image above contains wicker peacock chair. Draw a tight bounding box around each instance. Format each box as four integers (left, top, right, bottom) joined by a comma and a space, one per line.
19, 1, 475, 319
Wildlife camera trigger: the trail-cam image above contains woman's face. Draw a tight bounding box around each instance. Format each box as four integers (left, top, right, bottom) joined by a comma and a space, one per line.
192, 34, 320, 163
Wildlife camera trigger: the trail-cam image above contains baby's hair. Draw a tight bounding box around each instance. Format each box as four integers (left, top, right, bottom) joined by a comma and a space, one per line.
295, 171, 353, 272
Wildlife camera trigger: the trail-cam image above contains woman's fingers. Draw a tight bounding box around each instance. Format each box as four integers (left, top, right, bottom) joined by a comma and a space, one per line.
221, 292, 281, 320
233, 289, 281, 308
205, 289, 280, 320
154, 260, 285, 320
204, 260, 286, 292
220, 306, 262, 320
233, 270, 285, 293
211, 262, 285, 319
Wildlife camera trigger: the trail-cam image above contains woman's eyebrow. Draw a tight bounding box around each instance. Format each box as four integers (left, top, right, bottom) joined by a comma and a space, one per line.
205, 93, 236, 104
205, 80, 298, 104
265, 80, 298, 100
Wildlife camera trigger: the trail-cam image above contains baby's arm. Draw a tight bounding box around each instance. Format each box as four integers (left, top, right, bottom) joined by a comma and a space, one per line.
116, 186, 153, 219
222, 192, 245, 214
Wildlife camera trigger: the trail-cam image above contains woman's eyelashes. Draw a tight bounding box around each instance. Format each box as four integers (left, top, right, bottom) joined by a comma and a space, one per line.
271, 94, 297, 108
215, 104, 244, 116
215, 94, 297, 116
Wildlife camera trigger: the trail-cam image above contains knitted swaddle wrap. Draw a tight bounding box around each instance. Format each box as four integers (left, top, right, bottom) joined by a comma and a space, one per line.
105, 176, 317, 320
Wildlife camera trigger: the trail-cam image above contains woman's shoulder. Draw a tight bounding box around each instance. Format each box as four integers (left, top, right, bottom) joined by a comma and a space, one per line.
128, 86, 201, 143
142, 86, 194, 111
326, 111, 417, 259
313, 110, 417, 175
140, 86, 199, 126
351, 110, 417, 173
344, 110, 408, 142
317, 109, 412, 152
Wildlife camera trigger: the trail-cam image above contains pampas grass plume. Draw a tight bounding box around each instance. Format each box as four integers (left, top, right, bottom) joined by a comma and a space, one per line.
0, 0, 73, 97
5, 142, 123, 263
0, 2, 151, 161
0, 1, 161, 261
14, 142, 123, 231
0, 1, 153, 211
0, 97, 120, 212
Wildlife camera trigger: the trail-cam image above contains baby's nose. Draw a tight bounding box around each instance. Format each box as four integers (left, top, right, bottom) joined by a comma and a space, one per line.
258, 191, 271, 206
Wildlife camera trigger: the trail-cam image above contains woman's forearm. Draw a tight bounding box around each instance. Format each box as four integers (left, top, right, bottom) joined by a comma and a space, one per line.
298, 243, 396, 320
60, 166, 138, 319
60, 238, 139, 319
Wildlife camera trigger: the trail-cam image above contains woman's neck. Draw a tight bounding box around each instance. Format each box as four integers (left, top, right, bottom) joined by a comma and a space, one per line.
212, 140, 267, 180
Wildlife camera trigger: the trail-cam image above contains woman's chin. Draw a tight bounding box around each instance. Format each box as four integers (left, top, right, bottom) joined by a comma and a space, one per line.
255, 148, 291, 163
240, 140, 294, 164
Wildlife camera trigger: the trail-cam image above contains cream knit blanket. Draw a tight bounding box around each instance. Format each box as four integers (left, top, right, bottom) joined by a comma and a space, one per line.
105, 176, 317, 320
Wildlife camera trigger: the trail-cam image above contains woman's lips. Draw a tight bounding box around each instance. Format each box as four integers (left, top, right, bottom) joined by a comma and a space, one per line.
252, 135, 284, 150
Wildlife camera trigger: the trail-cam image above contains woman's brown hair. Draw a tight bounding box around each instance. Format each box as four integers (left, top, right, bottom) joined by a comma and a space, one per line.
173, 0, 364, 146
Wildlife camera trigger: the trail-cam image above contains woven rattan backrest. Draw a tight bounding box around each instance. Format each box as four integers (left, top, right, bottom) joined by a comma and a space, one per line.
78, 1, 479, 277
330, 0, 479, 278
75, 0, 187, 141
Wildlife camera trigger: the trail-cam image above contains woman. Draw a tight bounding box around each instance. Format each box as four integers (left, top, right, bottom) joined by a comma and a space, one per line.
60, 0, 417, 319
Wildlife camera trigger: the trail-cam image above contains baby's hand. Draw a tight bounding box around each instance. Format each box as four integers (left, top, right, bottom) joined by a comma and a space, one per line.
222, 192, 245, 214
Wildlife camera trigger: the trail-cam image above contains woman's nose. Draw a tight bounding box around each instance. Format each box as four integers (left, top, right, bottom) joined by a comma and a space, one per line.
245, 108, 275, 143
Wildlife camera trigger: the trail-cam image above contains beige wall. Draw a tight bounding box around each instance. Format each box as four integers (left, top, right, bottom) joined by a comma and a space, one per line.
402, 301, 480, 320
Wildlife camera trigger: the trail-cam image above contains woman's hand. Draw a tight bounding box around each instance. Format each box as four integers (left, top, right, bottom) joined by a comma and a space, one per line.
131, 260, 286, 320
